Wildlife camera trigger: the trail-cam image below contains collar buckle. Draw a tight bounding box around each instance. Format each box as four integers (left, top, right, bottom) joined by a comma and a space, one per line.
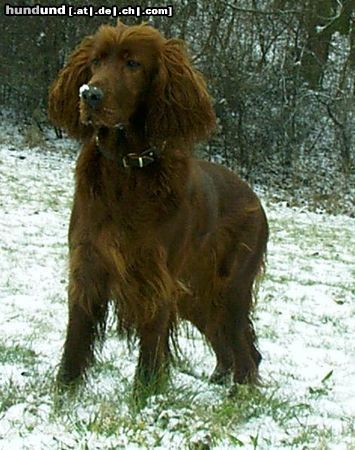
121, 148, 159, 169
96, 132, 166, 169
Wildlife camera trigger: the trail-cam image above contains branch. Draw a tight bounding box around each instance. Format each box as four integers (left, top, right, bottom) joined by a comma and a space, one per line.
317, 95, 345, 128
326, 104, 344, 129
219, 1, 302, 16
316, 0, 354, 35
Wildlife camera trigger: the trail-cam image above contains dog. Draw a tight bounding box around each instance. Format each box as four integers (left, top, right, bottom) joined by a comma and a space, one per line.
48, 21, 268, 393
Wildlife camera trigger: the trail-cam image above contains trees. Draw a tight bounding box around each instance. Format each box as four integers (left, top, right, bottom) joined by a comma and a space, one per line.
1, 0, 353, 211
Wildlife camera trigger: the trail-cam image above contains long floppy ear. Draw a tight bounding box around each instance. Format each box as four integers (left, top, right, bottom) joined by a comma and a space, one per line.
145, 39, 216, 146
48, 36, 94, 140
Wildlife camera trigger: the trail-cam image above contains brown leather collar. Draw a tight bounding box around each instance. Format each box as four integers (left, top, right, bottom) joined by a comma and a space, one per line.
95, 127, 166, 169
121, 147, 161, 168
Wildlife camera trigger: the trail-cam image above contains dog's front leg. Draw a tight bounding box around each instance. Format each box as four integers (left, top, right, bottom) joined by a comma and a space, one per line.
134, 304, 172, 396
57, 247, 109, 387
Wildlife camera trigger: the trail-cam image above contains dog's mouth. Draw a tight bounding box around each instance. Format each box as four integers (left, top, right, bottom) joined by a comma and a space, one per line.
79, 86, 126, 129
97, 123, 126, 138
80, 104, 124, 129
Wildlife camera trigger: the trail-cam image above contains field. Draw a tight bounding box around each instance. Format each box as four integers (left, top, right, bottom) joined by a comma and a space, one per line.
0, 124, 354, 449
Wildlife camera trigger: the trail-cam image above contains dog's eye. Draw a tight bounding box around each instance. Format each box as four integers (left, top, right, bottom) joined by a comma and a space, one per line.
91, 58, 100, 67
126, 59, 141, 69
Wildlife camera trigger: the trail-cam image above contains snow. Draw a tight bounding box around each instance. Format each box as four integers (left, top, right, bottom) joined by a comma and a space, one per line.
0, 122, 354, 449
79, 84, 90, 97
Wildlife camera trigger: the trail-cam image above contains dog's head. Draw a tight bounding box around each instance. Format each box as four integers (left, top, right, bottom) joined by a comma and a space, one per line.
48, 22, 215, 146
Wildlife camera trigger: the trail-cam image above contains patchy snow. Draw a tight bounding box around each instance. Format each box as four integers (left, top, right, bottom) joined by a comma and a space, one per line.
0, 123, 354, 449
79, 84, 90, 98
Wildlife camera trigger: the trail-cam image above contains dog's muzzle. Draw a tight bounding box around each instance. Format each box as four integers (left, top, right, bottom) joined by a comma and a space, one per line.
79, 84, 104, 109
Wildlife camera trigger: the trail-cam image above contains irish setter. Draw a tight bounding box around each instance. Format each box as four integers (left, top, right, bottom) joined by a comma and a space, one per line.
48, 21, 268, 394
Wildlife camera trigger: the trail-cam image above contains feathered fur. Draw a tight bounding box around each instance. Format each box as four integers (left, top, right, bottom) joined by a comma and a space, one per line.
48, 22, 268, 394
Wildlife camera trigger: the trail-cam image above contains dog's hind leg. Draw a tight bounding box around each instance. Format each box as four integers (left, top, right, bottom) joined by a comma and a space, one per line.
220, 278, 262, 385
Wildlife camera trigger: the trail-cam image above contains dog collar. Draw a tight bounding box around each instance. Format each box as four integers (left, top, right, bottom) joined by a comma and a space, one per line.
95, 132, 166, 169
121, 147, 160, 168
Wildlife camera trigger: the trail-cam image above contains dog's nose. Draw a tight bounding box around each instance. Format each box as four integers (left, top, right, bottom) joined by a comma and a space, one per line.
80, 85, 104, 109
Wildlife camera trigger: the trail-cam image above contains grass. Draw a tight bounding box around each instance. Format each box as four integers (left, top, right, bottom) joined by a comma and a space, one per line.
0, 314, 353, 449
1, 328, 343, 448
47, 381, 297, 447
0, 343, 37, 366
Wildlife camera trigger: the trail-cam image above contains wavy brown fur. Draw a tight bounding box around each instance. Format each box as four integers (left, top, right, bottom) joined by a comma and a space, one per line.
48, 21, 268, 394
48, 36, 94, 140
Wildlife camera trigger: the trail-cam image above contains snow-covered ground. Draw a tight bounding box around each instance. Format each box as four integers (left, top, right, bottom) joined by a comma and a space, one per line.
0, 123, 354, 449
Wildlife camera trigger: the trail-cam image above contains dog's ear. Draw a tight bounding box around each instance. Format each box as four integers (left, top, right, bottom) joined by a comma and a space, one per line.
48, 36, 94, 140
145, 38, 216, 147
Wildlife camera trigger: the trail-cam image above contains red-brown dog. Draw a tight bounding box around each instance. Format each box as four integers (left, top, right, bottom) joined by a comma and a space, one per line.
48, 21, 268, 394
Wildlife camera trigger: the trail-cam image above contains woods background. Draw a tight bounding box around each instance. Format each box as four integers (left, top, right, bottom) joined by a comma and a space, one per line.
1, 0, 354, 214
